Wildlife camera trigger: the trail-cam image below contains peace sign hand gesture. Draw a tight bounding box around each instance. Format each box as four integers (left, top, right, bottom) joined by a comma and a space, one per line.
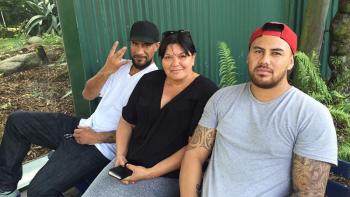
102, 41, 130, 75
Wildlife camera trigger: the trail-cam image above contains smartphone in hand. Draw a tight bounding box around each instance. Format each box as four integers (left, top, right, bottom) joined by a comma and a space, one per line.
109, 166, 133, 180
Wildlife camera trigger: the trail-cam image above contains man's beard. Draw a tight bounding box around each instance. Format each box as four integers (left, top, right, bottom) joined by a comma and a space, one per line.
249, 66, 287, 89
132, 58, 152, 70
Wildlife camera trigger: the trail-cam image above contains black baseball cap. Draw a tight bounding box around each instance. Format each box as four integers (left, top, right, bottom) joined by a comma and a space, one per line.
129, 20, 160, 43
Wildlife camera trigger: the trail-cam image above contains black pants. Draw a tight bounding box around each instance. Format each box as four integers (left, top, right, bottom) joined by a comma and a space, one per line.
0, 111, 110, 197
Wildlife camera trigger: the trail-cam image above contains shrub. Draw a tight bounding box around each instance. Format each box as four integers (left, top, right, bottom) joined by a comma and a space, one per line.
24, 0, 61, 36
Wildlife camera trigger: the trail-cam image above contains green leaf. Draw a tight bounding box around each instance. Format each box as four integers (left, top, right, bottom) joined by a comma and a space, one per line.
25, 14, 45, 29
25, 15, 45, 35
217, 41, 237, 87
293, 51, 332, 103
26, 0, 44, 15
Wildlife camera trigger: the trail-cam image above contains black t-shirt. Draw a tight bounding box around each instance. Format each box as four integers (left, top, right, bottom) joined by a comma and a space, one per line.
122, 70, 218, 178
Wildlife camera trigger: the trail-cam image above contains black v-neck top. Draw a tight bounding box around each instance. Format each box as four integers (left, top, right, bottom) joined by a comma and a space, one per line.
122, 70, 218, 178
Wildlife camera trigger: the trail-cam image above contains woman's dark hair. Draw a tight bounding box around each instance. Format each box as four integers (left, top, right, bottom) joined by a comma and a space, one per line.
158, 30, 197, 59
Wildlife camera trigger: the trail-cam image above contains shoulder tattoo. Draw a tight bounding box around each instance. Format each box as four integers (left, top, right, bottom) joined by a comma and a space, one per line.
189, 125, 216, 150
291, 153, 331, 197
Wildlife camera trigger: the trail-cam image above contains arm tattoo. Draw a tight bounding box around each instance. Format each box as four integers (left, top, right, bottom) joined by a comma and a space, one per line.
291, 153, 331, 197
189, 125, 216, 151
100, 131, 116, 143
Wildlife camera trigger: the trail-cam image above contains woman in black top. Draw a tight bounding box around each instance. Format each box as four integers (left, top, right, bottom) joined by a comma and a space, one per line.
83, 30, 218, 197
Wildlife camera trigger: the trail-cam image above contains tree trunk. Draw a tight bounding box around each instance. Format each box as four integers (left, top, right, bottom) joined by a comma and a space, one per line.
299, 0, 331, 56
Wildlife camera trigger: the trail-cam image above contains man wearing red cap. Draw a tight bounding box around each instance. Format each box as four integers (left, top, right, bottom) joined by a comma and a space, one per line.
180, 22, 337, 196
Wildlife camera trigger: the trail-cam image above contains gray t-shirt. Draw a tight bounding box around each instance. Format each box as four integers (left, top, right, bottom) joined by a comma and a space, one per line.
200, 83, 337, 197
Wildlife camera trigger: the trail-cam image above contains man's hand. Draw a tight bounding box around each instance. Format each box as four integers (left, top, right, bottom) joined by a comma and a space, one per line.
102, 41, 129, 75
121, 164, 153, 184
73, 126, 100, 145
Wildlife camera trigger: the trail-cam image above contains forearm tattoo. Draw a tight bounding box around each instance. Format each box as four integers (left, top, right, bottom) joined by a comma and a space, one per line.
291, 153, 331, 197
189, 125, 216, 151
101, 131, 116, 143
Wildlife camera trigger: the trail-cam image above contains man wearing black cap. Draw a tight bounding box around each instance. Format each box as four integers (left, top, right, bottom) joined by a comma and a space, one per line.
180, 22, 337, 196
0, 20, 160, 197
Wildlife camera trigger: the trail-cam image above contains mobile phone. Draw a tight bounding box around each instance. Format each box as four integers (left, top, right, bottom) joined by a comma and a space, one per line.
108, 166, 133, 180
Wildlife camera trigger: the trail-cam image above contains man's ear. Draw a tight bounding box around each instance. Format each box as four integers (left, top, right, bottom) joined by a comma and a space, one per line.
154, 42, 160, 50
288, 55, 294, 71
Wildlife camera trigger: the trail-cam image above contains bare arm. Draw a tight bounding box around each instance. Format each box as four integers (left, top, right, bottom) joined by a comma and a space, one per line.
147, 146, 186, 178
180, 125, 217, 197
115, 118, 134, 166
123, 146, 188, 184
82, 41, 128, 100
291, 153, 331, 197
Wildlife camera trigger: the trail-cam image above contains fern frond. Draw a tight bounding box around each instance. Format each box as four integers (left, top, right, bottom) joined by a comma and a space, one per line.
328, 105, 350, 136
329, 56, 350, 95
290, 51, 350, 161
293, 51, 332, 103
339, 140, 350, 161
217, 42, 237, 87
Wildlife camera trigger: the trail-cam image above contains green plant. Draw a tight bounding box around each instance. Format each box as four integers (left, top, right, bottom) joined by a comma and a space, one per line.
328, 56, 350, 96
24, 0, 61, 36
339, 141, 350, 162
0, 0, 33, 27
293, 51, 350, 161
0, 34, 26, 52
217, 41, 237, 87
42, 33, 62, 45
294, 51, 332, 103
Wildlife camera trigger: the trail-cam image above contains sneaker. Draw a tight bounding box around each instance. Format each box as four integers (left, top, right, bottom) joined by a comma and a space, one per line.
0, 189, 20, 197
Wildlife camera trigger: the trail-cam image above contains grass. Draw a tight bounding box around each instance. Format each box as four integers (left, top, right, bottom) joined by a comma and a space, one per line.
0, 34, 63, 54
0, 35, 27, 52
42, 33, 63, 45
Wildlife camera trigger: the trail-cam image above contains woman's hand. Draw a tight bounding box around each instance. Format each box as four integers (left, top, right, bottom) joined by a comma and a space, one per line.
121, 164, 154, 184
115, 154, 128, 167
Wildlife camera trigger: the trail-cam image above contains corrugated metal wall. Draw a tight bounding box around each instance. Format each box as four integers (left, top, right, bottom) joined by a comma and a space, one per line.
73, 0, 294, 84
57, 0, 337, 116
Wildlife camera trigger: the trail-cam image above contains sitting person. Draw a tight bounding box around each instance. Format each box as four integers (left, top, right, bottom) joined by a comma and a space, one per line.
0, 20, 160, 197
179, 22, 338, 197
82, 30, 218, 197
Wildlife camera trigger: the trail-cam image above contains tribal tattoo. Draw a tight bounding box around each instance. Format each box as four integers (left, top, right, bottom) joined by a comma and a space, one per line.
189, 125, 216, 151
291, 153, 331, 197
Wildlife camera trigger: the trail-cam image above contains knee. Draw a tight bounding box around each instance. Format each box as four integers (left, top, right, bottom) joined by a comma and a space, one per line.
7, 111, 27, 125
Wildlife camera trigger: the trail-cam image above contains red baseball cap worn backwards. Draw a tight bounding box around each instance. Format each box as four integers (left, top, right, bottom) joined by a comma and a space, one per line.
249, 22, 298, 54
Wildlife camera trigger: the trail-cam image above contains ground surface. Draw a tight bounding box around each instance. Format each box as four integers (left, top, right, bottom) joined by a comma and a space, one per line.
0, 45, 74, 162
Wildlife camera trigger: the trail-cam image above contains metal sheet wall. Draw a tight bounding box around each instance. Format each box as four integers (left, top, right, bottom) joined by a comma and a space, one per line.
73, 0, 293, 82
57, 0, 336, 116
